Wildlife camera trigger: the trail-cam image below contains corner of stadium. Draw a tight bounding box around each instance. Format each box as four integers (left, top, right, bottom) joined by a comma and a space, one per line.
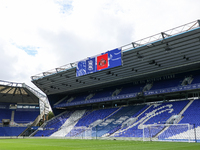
1, 20, 200, 144
0, 80, 49, 137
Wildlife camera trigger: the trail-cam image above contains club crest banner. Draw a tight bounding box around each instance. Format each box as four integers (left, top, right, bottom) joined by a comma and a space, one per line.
97, 53, 108, 70
76, 48, 122, 77
86, 57, 96, 74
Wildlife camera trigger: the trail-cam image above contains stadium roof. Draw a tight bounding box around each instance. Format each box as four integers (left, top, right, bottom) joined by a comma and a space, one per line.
32, 20, 200, 95
0, 80, 46, 104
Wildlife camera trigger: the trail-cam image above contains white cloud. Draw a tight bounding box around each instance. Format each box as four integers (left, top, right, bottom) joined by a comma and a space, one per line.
0, 0, 200, 91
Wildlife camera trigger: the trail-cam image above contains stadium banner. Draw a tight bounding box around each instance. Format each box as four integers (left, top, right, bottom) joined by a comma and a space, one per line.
76, 60, 87, 77
86, 57, 96, 74
76, 48, 122, 77
54, 83, 200, 108
97, 53, 108, 70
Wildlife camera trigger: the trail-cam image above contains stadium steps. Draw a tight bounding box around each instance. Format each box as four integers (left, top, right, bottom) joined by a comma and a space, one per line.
101, 105, 146, 137
179, 100, 194, 115
137, 105, 152, 119
20, 113, 43, 136
111, 105, 151, 136
11, 111, 15, 122
152, 100, 194, 138
67, 108, 119, 137
54, 95, 68, 106
30, 110, 72, 137
103, 107, 122, 120
106, 126, 122, 137
153, 126, 169, 138
51, 110, 86, 137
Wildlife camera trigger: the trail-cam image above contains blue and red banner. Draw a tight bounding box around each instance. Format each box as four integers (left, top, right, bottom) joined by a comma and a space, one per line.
76, 48, 122, 77
97, 53, 108, 70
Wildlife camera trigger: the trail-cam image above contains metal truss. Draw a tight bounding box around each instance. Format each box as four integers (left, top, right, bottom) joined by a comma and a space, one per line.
0, 80, 46, 98
0, 80, 24, 87
31, 20, 200, 81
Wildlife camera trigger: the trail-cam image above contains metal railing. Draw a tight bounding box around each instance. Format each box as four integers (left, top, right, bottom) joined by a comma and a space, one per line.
0, 80, 46, 98
0, 80, 24, 87
31, 20, 200, 81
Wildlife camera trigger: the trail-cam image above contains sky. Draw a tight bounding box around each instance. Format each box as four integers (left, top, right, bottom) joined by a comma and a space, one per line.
0, 0, 200, 93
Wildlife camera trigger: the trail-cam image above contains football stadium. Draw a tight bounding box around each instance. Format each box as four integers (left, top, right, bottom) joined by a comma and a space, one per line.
1, 20, 200, 149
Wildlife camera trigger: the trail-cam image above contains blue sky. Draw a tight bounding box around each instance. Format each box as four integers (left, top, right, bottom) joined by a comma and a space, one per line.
0, 0, 200, 91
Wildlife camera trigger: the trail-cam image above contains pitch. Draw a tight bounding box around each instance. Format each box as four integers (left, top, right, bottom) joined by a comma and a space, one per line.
0, 138, 200, 150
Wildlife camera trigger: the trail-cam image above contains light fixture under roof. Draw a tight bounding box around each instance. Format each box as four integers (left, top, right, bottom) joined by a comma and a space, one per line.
106, 71, 111, 75
149, 60, 155, 64
165, 43, 172, 51
137, 55, 143, 59
137, 52, 143, 59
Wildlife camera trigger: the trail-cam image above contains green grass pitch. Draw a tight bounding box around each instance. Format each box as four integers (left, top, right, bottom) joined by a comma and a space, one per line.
0, 138, 200, 150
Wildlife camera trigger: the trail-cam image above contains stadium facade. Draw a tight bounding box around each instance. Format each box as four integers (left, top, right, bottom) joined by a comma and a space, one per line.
31, 20, 200, 142
0, 80, 49, 136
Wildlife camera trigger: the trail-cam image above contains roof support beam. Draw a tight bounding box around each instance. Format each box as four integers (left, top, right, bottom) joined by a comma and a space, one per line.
19, 87, 24, 103
56, 68, 66, 72
161, 32, 171, 39
132, 42, 143, 48
43, 72, 53, 76
70, 63, 76, 68
12, 87, 18, 96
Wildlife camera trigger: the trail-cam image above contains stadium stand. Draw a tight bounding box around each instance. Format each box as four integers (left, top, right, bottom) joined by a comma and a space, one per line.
14, 110, 40, 123
0, 81, 47, 136
54, 69, 200, 108
31, 20, 200, 142
113, 100, 190, 138
33, 99, 200, 140
34, 110, 74, 136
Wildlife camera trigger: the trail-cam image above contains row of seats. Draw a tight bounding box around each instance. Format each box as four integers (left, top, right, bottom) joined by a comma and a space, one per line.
0, 127, 26, 136
14, 111, 40, 123
157, 99, 200, 140
65, 108, 118, 137
94, 105, 146, 137
0, 108, 40, 124
0, 109, 11, 120
55, 70, 200, 108
36, 99, 200, 140
35, 110, 75, 136
114, 100, 189, 138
